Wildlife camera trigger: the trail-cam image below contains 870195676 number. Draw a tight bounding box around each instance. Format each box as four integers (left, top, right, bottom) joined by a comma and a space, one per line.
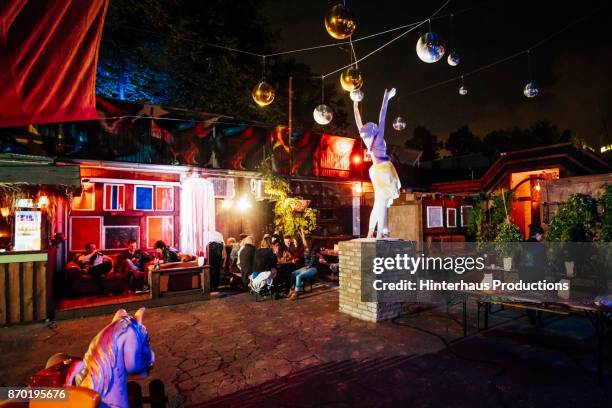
1, 387, 69, 402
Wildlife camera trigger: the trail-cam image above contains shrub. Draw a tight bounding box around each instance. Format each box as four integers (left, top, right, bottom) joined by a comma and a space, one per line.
547, 193, 598, 242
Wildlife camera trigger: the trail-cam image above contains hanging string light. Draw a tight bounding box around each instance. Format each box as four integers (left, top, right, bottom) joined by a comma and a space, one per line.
252, 56, 275, 107
523, 50, 538, 98
324, 2, 356, 40
416, 18, 446, 63
314, 76, 333, 125
447, 13, 460, 66
392, 96, 406, 131
458, 75, 468, 95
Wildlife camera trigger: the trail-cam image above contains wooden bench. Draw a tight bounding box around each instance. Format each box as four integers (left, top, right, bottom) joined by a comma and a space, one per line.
149, 261, 210, 299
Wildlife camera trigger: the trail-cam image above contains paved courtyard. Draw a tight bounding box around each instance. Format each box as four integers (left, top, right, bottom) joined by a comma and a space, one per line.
0, 284, 610, 407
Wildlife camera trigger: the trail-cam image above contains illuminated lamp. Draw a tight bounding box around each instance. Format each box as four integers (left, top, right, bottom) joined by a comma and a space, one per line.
0, 207, 9, 217
353, 183, 363, 194
352, 154, 362, 165
15, 198, 34, 208
534, 181, 541, 191
332, 138, 354, 156
37, 195, 49, 208
237, 197, 252, 213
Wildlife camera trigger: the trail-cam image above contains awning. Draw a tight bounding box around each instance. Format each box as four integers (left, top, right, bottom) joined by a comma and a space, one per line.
0, 153, 80, 188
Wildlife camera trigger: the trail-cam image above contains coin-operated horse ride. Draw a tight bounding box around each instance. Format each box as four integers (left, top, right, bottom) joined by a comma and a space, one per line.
1, 308, 154, 408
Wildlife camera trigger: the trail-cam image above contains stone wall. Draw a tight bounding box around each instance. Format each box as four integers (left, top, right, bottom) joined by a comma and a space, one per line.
338, 238, 416, 322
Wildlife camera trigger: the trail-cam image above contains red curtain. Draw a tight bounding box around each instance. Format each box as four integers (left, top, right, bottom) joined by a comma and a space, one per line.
0, 0, 109, 128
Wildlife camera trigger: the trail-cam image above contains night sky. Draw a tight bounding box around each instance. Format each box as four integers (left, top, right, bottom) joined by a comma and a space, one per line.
261, 0, 611, 149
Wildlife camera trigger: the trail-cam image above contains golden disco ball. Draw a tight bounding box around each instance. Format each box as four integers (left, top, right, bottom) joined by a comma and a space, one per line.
252, 81, 275, 107
324, 4, 356, 40
340, 67, 363, 92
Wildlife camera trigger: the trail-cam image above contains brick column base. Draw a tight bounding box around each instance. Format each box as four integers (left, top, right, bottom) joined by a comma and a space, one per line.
338, 238, 416, 322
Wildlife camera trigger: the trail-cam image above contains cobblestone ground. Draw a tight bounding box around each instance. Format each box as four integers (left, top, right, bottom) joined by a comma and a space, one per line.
0, 285, 610, 407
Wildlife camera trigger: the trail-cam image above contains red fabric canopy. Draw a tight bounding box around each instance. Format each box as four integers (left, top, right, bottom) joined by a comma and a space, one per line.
0, 0, 108, 128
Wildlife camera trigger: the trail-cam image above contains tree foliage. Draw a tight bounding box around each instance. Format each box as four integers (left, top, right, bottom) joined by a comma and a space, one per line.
601, 185, 612, 242
257, 156, 317, 238
404, 126, 442, 161
547, 193, 599, 242
445, 125, 481, 156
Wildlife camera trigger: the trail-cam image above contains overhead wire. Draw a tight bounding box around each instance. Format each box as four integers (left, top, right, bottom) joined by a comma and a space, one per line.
405, 6, 602, 96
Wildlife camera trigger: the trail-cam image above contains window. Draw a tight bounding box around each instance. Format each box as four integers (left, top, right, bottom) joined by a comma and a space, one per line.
69, 216, 102, 252
104, 226, 139, 250
134, 185, 154, 211
426, 206, 443, 228
103, 184, 125, 211
147, 216, 174, 248
72, 182, 95, 211
155, 186, 174, 211
460, 205, 473, 227
446, 208, 457, 228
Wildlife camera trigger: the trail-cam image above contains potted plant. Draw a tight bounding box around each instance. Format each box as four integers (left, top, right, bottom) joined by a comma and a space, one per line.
547, 193, 599, 277
495, 222, 522, 270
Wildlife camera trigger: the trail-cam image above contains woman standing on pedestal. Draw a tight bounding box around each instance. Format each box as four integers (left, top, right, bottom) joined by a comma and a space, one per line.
353, 88, 401, 238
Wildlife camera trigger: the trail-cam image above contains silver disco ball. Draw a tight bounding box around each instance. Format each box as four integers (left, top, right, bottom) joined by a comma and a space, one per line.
313, 104, 333, 125
523, 81, 539, 98
350, 89, 364, 102
392, 116, 406, 131
416, 32, 446, 63
447, 51, 460, 66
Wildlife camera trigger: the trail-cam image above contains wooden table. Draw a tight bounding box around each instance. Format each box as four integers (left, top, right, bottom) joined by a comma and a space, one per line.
149, 261, 210, 299
458, 289, 611, 384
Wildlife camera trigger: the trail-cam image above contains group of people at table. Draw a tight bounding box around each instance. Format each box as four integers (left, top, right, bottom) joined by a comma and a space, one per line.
68, 231, 319, 300
227, 231, 320, 300
68, 239, 179, 295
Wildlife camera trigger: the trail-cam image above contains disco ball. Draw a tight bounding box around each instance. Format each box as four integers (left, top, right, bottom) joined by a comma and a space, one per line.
416, 32, 446, 63
459, 85, 468, 96
313, 104, 334, 125
324, 4, 356, 40
350, 89, 364, 102
523, 81, 538, 98
252, 81, 275, 106
447, 51, 460, 66
392, 116, 406, 131
340, 67, 363, 92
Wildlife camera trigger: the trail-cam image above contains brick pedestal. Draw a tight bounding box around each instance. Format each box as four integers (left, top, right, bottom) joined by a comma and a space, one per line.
338, 238, 416, 322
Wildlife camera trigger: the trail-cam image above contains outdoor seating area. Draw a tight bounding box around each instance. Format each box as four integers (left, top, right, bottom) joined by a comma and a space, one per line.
1, 1, 612, 407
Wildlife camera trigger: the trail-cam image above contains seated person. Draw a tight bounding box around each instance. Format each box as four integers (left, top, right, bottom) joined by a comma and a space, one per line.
288, 232, 319, 300
284, 237, 296, 258
271, 235, 291, 263
78, 242, 113, 295
150, 240, 179, 269
238, 235, 256, 287
224, 237, 236, 274
230, 233, 248, 261
120, 239, 150, 290
249, 239, 278, 292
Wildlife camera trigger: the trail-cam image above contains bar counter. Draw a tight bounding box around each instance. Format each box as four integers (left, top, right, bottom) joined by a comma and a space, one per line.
0, 250, 50, 325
